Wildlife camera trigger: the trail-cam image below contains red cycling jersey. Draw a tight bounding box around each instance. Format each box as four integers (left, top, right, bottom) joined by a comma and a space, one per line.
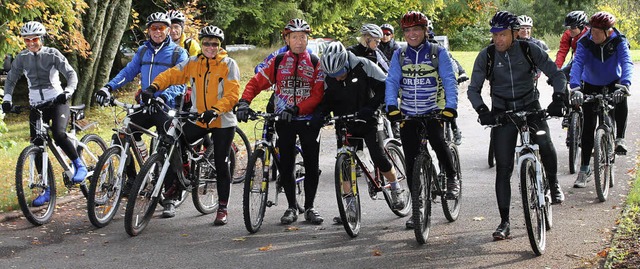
555, 27, 589, 68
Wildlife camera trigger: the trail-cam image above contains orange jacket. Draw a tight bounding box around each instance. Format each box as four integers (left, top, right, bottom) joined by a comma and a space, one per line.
151, 49, 240, 128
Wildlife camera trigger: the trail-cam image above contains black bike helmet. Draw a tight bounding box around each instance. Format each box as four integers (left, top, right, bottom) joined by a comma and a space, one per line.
489, 11, 520, 33
564, 11, 588, 27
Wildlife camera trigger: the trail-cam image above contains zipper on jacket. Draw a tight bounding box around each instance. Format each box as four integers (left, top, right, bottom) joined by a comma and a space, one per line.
203, 57, 211, 127
292, 53, 299, 108
505, 51, 516, 109
148, 49, 155, 87
412, 47, 419, 113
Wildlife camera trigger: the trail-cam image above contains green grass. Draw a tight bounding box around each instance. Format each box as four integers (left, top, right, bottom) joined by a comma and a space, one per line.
605, 167, 640, 268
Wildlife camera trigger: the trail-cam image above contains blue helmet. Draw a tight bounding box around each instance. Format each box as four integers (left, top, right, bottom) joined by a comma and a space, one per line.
489, 11, 520, 33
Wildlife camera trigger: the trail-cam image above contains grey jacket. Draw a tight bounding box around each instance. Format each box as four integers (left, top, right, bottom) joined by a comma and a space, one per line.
4, 46, 78, 104
467, 40, 565, 111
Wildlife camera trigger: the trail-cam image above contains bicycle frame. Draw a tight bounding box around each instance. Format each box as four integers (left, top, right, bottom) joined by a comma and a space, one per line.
511, 112, 546, 209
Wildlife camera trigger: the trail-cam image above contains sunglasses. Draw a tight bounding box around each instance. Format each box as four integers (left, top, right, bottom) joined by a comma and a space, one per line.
23, 36, 40, 43
149, 25, 167, 32
384, 33, 392, 36
202, 41, 220, 48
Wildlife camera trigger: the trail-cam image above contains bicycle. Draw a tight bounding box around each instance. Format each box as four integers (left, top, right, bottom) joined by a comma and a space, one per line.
494, 109, 553, 256
564, 103, 583, 175
124, 102, 223, 236
87, 98, 158, 228
231, 128, 252, 184
242, 110, 306, 233
13, 101, 107, 226
583, 87, 619, 202
332, 113, 409, 237
403, 112, 462, 244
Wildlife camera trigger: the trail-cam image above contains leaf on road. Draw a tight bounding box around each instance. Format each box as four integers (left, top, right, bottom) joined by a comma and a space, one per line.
372, 249, 382, 256
232, 237, 247, 241
597, 248, 609, 258
472, 216, 485, 221
259, 244, 272, 251
566, 254, 581, 259
285, 226, 299, 232
181, 234, 189, 237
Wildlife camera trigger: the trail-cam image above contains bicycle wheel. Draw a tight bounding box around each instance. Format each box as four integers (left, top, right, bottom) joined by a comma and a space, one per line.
232, 128, 252, 183
520, 158, 546, 256
243, 148, 271, 233
381, 142, 411, 217
15, 145, 57, 226
192, 148, 219, 214
442, 144, 462, 222
412, 154, 433, 244
567, 112, 582, 174
488, 129, 495, 168
88, 146, 125, 228
78, 134, 107, 198
594, 128, 612, 202
294, 145, 306, 213
124, 153, 164, 236
335, 153, 361, 237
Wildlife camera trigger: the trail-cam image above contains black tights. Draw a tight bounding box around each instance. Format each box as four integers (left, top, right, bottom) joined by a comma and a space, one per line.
29, 103, 78, 160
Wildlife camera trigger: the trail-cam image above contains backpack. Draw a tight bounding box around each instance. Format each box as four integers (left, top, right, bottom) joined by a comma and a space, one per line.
184, 38, 193, 53
398, 42, 440, 70
486, 41, 536, 81
137, 45, 183, 68
272, 52, 320, 78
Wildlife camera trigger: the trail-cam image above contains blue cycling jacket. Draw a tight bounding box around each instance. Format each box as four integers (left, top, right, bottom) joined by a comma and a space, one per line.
106, 37, 188, 108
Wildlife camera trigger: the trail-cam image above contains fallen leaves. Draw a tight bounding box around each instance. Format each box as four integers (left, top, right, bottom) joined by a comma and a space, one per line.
597, 248, 609, 258
472, 216, 485, 221
258, 244, 272, 251
285, 226, 299, 232
372, 249, 382, 256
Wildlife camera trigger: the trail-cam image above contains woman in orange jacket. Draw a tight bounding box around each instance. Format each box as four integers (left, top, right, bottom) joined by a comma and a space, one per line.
144, 25, 240, 225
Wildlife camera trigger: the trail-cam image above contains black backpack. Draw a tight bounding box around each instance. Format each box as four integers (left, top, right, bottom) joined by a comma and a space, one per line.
486, 41, 536, 81
137, 45, 183, 68
272, 52, 320, 77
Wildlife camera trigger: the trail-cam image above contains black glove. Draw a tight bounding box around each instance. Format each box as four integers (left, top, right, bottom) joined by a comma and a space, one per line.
281, 106, 299, 122
441, 107, 457, 121
149, 96, 167, 114
356, 107, 375, 121
235, 99, 250, 122
386, 105, 402, 122
199, 109, 219, 124
476, 104, 495, 125
570, 87, 584, 105
310, 112, 327, 129
2, 101, 12, 114
141, 85, 157, 105
613, 84, 629, 104
54, 92, 69, 104
95, 86, 111, 106
547, 93, 566, 117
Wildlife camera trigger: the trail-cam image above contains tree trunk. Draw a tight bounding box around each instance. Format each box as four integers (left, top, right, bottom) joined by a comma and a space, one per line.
72, 0, 132, 107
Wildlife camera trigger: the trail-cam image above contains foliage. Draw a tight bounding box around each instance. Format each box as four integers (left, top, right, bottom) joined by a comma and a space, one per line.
596, 1, 640, 49
448, 23, 492, 51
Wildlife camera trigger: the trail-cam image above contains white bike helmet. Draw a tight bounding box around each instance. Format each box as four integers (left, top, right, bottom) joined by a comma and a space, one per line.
321, 41, 349, 75
146, 12, 171, 27
20, 21, 46, 37
361, 23, 383, 38
282, 18, 311, 37
199, 26, 224, 41
517, 15, 534, 27
380, 23, 394, 34
167, 10, 186, 24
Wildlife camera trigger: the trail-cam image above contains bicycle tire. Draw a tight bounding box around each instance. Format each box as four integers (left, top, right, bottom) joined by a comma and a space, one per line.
594, 128, 612, 202
294, 145, 306, 213
335, 153, 361, 237
243, 148, 270, 233
520, 158, 546, 256
412, 154, 433, 244
192, 148, 219, 214
78, 134, 108, 198
232, 128, 252, 184
567, 112, 582, 174
442, 144, 462, 222
488, 129, 495, 168
381, 142, 411, 217
15, 145, 57, 226
88, 146, 125, 228
124, 153, 163, 236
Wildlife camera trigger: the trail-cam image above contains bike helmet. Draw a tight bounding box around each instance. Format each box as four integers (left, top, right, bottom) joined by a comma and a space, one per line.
380, 24, 394, 34
282, 18, 311, 37
564, 11, 588, 27
20, 21, 46, 37
401, 11, 429, 28
589, 11, 615, 30
199, 26, 224, 41
489, 11, 520, 33
361, 23, 383, 38
320, 41, 349, 75
517, 15, 533, 27
146, 12, 171, 27
167, 10, 186, 24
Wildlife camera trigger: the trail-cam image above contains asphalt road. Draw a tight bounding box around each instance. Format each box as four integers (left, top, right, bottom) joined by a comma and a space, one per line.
1, 67, 638, 268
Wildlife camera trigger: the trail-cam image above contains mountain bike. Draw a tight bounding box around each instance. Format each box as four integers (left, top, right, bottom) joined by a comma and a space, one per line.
332, 113, 409, 237
403, 112, 463, 244
494, 109, 553, 256
242, 110, 306, 233
565, 104, 582, 175
124, 103, 224, 236
87, 98, 158, 228
13, 101, 107, 226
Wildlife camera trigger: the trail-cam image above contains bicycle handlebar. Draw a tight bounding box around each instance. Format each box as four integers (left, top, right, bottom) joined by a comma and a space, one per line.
112, 98, 142, 109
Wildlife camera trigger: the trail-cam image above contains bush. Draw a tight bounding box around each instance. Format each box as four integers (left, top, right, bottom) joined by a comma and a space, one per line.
449, 23, 491, 51
540, 32, 561, 51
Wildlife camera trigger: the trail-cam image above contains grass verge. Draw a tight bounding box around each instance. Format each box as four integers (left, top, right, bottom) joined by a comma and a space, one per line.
605, 162, 640, 268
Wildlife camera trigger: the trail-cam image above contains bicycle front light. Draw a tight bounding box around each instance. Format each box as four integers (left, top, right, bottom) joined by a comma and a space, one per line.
167, 109, 176, 117
536, 130, 546, 136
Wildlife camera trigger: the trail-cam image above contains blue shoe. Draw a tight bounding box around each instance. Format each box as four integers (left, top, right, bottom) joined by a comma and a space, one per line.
32, 187, 51, 207
72, 158, 87, 183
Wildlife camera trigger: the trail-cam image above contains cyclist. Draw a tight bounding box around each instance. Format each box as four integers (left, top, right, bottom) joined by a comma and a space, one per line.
385, 11, 459, 229
516, 15, 549, 51
568, 11, 633, 187
555, 11, 589, 81
2, 21, 83, 207
167, 10, 201, 57
467, 11, 566, 240
348, 23, 389, 73
145, 25, 239, 225
378, 24, 399, 62
318, 41, 405, 210
95, 12, 188, 218
236, 18, 325, 225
